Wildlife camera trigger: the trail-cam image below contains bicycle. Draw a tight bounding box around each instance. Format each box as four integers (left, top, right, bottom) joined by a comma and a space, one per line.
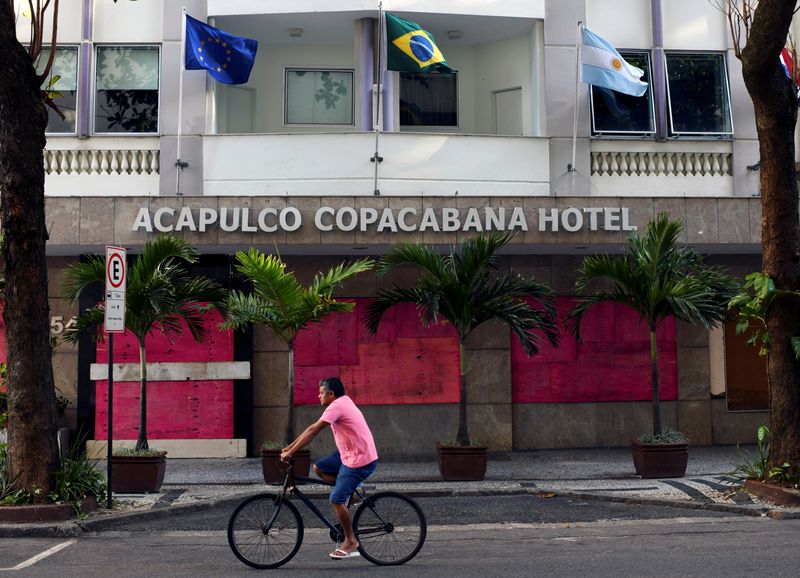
227, 460, 427, 569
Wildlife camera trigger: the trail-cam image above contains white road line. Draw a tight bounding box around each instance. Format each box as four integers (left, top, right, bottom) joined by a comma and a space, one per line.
0, 539, 77, 572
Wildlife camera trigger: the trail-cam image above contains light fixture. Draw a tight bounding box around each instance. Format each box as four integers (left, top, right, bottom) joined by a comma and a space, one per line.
288, 27, 304, 38
447, 30, 462, 40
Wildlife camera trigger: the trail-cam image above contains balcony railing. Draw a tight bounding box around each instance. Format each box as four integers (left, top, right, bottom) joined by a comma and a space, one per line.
44, 137, 160, 196
589, 141, 734, 197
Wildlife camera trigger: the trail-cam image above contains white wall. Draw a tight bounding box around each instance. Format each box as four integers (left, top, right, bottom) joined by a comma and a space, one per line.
473, 35, 532, 135
209, 1, 545, 19
94, 0, 163, 43
662, 0, 728, 50
15, 0, 81, 44
586, 0, 651, 48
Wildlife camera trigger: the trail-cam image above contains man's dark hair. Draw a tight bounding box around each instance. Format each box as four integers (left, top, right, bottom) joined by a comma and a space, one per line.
320, 377, 345, 397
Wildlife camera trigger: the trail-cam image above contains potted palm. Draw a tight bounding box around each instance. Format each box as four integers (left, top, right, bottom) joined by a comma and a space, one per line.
365, 232, 559, 481
568, 213, 738, 478
224, 249, 373, 483
62, 235, 228, 492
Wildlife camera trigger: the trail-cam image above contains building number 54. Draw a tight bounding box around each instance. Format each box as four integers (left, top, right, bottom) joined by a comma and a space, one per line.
50, 315, 78, 335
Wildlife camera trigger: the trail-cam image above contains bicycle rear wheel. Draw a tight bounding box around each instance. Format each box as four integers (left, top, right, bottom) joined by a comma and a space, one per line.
353, 491, 427, 566
228, 493, 304, 569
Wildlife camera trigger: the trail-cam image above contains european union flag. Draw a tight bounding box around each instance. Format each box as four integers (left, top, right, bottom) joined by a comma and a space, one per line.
385, 13, 452, 74
185, 15, 258, 85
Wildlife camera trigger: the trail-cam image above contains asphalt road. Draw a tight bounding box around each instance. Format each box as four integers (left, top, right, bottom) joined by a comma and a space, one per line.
3, 518, 798, 577
2, 495, 798, 577
90, 493, 734, 533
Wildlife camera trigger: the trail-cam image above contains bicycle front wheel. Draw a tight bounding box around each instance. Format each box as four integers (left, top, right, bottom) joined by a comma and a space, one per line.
353, 491, 427, 566
227, 493, 304, 569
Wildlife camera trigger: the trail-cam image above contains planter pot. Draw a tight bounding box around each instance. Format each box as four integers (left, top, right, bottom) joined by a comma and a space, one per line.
260, 448, 311, 484
0, 496, 97, 523
744, 479, 800, 506
111, 452, 167, 493
631, 440, 689, 478
437, 443, 488, 481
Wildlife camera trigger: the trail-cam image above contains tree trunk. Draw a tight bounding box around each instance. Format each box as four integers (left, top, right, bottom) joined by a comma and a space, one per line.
455, 340, 470, 445
136, 340, 149, 451
0, 4, 59, 497
649, 327, 662, 436
741, 0, 800, 470
285, 346, 295, 444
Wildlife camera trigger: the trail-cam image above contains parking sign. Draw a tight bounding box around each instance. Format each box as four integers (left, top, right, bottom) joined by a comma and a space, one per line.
105, 246, 127, 333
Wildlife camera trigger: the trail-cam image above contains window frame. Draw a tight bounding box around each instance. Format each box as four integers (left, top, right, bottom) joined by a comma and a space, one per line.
92, 44, 161, 136
589, 51, 655, 138
282, 67, 355, 127
664, 51, 734, 138
38, 45, 80, 136
399, 69, 460, 131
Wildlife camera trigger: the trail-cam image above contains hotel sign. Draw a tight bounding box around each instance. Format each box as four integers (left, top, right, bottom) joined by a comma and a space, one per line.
132, 206, 637, 234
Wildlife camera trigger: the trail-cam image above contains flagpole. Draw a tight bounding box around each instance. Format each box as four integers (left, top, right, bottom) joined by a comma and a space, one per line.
176, 6, 188, 195
372, 2, 384, 196
570, 20, 582, 174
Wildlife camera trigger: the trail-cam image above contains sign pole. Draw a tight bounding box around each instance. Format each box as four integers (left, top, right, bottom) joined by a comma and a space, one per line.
104, 245, 127, 510
107, 333, 113, 509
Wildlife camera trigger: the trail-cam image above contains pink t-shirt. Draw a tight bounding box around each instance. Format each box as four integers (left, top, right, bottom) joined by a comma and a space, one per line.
321, 395, 378, 468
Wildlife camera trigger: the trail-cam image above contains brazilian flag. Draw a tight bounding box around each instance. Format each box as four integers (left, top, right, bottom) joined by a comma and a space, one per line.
385, 13, 453, 74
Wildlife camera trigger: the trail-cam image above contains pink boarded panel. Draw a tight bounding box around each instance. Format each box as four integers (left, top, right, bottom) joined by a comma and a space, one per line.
295, 365, 341, 405
295, 304, 359, 366
343, 338, 460, 404
95, 379, 233, 439
94, 309, 236, 440
294, 299, 460, 405
512, 297, 677, 403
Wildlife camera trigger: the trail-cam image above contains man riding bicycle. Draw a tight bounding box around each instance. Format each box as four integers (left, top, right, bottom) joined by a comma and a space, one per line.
281, 377, 379, 560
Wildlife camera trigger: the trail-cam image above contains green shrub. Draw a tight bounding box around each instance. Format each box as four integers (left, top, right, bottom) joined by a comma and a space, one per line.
0, 440, 107, 514
112, 447, 165, 457
636, 429, 689, 444
730, 425, 771, 482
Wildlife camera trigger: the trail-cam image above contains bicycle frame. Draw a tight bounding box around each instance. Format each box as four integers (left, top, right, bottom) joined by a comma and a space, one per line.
268, 464, 388, 540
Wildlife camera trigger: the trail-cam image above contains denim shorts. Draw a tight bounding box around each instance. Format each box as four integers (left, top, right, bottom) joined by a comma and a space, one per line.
314, 450, 378, 504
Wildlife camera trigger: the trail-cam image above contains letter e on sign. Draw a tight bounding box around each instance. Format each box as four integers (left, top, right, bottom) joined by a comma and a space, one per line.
104, 245, 127, 333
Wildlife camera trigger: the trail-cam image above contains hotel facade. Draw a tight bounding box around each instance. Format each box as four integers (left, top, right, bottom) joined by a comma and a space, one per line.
14, 0, 783, 457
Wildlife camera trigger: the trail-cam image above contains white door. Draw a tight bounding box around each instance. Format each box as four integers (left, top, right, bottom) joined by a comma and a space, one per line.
494, 88, 522, 136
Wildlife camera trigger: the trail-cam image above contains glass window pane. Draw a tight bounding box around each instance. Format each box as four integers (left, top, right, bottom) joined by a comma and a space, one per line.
37, 47, 78, 134
590, 52, 654, 135
285, 70, 353, 125
400, 72, 458, 127
666, 53, 732, 135
95, 46, 159, 133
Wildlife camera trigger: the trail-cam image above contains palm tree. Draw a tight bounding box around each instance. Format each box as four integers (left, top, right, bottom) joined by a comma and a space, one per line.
224, 249, 373, 444
365, 232, 560, 447
568, 213, 739, 437
61, 235, 228, 451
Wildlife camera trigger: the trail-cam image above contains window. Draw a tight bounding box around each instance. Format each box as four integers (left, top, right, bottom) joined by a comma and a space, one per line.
590, 52, 654, 136
285, 69, 353, 125
400, 72, 458, 127
37, 47, 78, 134
666, 52, 732, 136
95, 46, 159, 134
724, 320, 768, 411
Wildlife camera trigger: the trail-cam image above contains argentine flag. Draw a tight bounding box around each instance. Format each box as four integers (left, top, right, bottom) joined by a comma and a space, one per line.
580, 26, 647, 97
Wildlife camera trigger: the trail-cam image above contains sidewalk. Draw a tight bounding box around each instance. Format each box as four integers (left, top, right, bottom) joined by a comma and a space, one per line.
2, 446, 799, 537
